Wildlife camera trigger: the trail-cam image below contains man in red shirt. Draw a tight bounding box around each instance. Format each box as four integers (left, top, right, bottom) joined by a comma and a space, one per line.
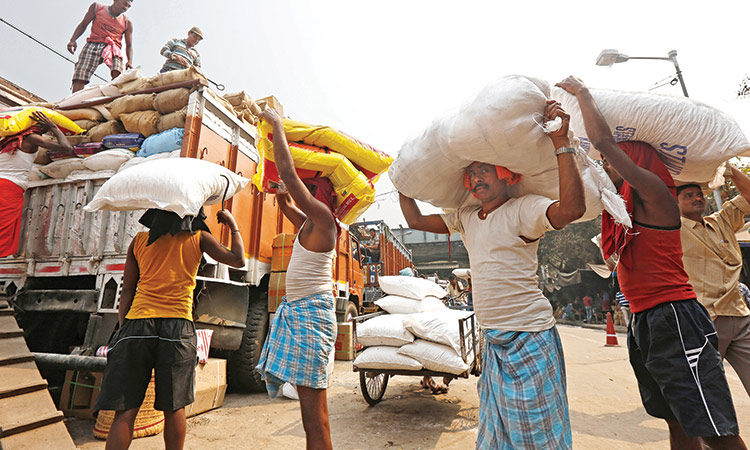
583, 295, 593, 323
558, 76, 745, 449
67, 0, 134, 92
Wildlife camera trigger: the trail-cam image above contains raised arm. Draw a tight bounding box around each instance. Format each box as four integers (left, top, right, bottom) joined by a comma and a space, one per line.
542, 100, 586, 229
398, 193, 450, 234
276, 190, 306, 228
556, 76, 679, 225
730, 165, 750, 203
200, 210, 246, 268
258, 108, 335, 229
67, 3, 96, 54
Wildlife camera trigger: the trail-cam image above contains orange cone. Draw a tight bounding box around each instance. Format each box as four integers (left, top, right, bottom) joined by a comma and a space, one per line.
605, 312, 619, 346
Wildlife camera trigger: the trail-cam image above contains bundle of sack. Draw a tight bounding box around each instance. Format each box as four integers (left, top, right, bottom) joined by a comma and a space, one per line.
84, 157, 249, 218
253, 118, 393, 224
352, 276, 476, 375
550, 87, 750, 187
389, 75, 633, 226
222, 91, 262, 126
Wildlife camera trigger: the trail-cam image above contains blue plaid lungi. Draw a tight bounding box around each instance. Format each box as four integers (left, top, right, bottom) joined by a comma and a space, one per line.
477, 326, 572, 450
256, 291, 337, 398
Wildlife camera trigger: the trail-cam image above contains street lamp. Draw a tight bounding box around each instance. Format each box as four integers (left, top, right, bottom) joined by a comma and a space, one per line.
595, 49, 689, 97
595, 49, 723, 210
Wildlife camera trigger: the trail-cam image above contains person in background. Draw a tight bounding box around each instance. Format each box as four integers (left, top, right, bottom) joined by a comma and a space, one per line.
399, 99, 583, 449
447, 274, 465, 300
601, 291, 612, 316
0, 111, 75, 258
583, 294, 593, 323
68, 0, 134, 92
255, 108, 338, 450
558, 75, 745, 449
677, 168, 750, 398
616, 290, 631, 324
95, 208, 246, 450
160, 27, 203, 73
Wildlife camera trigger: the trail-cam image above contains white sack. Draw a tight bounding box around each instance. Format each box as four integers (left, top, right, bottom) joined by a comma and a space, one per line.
353, 346, 423, 371
82, 149, 134, 172
84, 157, 249, 217
552, 87, 750, 184
389, 75, 627, 224
403, 310, 473, 355
66, 169, 115, 181
39, 158, 86, 179
356, 314, 414, 347
117, 149, 180, 173
397, 340, 469, 375
378, 276, 448, 300
375, 295, 447, 315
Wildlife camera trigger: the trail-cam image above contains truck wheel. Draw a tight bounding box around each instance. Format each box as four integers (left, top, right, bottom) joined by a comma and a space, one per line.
337, 301, 358, 323
228, 289, 269, 393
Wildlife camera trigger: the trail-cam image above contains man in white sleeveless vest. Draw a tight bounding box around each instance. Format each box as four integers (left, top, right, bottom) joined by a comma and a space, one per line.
256, 108, 338, 450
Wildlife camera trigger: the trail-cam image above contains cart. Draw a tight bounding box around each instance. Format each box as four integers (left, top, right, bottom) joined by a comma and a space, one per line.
352, 311, 483, 405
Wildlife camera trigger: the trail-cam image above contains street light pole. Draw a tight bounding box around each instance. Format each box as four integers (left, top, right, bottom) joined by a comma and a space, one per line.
596, 49, 723, 211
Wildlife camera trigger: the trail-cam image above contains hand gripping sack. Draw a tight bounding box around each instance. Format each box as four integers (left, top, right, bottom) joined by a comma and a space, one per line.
389, 75, 628, 224
84, 157, 249, 217
551, 87, 750, 184
0, 107, 84, 137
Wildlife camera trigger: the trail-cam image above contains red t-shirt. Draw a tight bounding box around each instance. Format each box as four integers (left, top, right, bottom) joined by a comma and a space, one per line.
617, 222, 695, 313
87, 3, 128, 48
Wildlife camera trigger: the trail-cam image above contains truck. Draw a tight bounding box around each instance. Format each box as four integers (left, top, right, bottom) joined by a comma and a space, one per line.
350, 220, 414, 311
0, 79, 365, 396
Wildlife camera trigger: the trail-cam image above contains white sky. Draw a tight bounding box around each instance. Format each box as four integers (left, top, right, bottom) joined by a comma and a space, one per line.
3, 1, 749, 227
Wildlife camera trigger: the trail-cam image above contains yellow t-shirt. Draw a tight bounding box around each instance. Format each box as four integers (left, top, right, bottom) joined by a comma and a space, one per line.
126, 231, 203, 320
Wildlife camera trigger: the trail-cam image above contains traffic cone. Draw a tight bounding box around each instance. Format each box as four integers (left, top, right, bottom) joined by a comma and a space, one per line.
605, 312, 619, 346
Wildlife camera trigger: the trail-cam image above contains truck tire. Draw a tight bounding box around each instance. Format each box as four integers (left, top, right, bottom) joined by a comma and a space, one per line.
228, 288, 269, 393
337, 301, 358, 323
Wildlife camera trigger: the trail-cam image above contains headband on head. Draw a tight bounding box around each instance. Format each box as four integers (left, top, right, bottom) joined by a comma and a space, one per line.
463, 165, 521, 190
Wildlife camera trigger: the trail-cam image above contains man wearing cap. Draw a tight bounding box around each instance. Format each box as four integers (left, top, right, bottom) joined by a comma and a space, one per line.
678, 166, 750, 397
399, 100, 585, 449
159, 27, 203, 73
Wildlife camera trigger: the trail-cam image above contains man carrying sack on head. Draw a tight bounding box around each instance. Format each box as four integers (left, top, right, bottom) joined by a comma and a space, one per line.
398, 99, 585, 449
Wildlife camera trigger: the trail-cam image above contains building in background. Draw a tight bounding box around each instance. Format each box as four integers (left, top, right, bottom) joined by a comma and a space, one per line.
392, 227, 469, 279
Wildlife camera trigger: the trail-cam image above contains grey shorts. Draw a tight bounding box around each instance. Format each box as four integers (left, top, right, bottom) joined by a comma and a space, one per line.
94, 318, 197, 412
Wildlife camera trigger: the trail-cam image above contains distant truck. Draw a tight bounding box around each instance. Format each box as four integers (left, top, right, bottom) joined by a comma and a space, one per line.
0, 80, 364, 393
350, 220, 414, 310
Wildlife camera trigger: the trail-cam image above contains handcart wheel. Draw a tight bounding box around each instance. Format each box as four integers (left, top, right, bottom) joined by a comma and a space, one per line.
359, 371, 389, 405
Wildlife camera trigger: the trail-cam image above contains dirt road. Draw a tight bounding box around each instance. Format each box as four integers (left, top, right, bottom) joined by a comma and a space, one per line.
67, 325, 750, 449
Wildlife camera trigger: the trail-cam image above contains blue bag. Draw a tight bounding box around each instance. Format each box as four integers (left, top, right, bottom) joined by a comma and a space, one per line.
102, 133, 145, 150
137, 128, 184, 158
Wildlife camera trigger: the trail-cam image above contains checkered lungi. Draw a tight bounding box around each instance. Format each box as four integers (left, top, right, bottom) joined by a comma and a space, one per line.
256, 291, 337, 398
477, 326, 572, 450
73, 41, 123, 82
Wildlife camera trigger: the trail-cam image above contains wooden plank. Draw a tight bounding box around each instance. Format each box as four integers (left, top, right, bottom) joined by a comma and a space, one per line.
0, 411, 64, 438
0, 422, 76, 450
0, 391, 63, 432
0, 380, 47, 399
0, 361, 44, 390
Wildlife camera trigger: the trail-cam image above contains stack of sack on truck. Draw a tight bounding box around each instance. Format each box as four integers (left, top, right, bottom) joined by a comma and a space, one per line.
222, 91, 262, 126
353, 276, 477, 375
254, 117, 394, 224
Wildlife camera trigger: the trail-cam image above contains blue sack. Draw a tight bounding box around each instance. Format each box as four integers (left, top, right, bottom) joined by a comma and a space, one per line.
102, 133, 145, 150
137, 128, 184, 158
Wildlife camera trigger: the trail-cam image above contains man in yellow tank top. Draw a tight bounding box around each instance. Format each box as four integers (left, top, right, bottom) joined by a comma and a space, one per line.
95, 208, 246, 450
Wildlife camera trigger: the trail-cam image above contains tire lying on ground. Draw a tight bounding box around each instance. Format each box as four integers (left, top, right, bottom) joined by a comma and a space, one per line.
228, 284, 269, 393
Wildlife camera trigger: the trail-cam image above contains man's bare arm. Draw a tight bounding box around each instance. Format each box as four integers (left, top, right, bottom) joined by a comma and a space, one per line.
557, 76, 679, 227
399, 193, 450, 234
123, 19, 133, 70
119, 240, 138, 325
730, 165, 750, 203
67, 3, 96, 54
277, 191, 306, 228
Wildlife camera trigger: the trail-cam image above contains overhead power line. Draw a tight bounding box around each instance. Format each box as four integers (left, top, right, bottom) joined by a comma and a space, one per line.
0, 16, 107, 83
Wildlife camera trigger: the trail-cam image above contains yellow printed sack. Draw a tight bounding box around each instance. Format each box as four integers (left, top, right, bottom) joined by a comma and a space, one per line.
254, 120, 375, 224
281, 119, 392, 180
0, 107, 85, 137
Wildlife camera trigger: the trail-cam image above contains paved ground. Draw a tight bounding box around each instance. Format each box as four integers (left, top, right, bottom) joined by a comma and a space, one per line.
67, 324, 750, 449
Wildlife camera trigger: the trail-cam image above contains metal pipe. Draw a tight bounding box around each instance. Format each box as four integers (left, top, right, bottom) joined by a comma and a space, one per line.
33, 353, 107, 372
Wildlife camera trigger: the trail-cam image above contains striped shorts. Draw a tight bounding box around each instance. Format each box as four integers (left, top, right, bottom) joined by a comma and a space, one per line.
628, 299, 739, 437
256, 291, 337, 397
477, 327, 572, 450
73, 41, 123, 82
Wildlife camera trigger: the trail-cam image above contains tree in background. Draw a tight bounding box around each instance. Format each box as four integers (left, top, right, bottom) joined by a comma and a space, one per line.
537, 216, 603, 273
